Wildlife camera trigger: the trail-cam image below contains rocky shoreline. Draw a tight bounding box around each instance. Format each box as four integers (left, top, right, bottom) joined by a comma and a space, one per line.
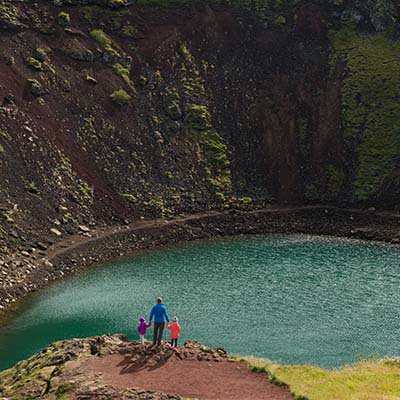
1, 206, 400, 322
0, 335, 231, 399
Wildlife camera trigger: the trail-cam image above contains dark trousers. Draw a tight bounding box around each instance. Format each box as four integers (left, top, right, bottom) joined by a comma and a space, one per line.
170, 338, 178, 347
153, 322, 165, 345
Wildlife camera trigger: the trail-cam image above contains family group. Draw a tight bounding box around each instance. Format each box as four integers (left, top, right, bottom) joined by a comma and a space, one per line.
137, 297, 181, 349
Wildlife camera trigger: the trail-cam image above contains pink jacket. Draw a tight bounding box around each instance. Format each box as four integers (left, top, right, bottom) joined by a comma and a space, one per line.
167, 322, 181, 339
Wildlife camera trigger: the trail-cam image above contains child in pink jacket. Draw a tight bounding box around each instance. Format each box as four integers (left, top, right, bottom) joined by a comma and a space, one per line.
167, 316, 181, 349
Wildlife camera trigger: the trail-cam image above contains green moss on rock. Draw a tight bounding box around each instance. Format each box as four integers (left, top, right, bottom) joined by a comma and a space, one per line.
26, 57, 43, 71
0, 3, 23, 30
331, 30, 400, 201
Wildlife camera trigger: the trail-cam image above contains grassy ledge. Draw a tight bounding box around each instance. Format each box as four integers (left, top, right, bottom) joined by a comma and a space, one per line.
237, 355, 400, 400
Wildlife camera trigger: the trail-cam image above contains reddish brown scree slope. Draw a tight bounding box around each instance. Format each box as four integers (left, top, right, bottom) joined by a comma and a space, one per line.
85, 348, 293, 400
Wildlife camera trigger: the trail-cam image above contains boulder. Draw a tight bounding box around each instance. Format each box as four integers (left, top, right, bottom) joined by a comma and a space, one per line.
63, 39, 97, 62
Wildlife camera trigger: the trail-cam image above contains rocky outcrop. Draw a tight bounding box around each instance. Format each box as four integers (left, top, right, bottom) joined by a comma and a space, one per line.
0, 334, 230, 399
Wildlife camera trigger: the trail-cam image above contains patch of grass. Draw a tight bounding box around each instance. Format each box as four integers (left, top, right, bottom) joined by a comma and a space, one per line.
112, 63, 134, 88
240, 355, 400, 400
90, 29, 117, 54
110, 88, 132, 106
120, 24, 136, 38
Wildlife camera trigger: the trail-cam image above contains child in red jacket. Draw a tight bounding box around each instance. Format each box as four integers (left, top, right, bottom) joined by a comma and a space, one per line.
167, 316, 181, 349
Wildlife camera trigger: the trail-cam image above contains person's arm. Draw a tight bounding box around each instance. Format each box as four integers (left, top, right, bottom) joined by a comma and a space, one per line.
167, 323, 171, 329
146, 322, 152, 328
177, 323, 181, 333
163, 306, 170, 323
149, 306, 155, 322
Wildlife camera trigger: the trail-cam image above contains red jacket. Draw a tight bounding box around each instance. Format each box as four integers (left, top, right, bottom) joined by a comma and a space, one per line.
167, 322, 181, 339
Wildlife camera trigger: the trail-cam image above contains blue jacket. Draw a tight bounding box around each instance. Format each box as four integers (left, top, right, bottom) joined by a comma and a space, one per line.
149, 303, 170, 323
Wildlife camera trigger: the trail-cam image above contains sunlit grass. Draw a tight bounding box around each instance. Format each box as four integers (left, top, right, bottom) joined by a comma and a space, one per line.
237, 356, 400, 400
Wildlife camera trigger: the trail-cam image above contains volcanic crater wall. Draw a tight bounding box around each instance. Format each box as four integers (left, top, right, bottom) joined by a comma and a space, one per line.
0, 0, 399, 285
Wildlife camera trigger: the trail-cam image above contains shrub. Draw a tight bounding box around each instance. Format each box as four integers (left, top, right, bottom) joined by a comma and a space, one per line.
90, 29, 114, 53
112, 63, 131, 85
274, 15, 286, 25
110, 88, 131, 106
57, 12, 70, 27
27, 79, 44, 97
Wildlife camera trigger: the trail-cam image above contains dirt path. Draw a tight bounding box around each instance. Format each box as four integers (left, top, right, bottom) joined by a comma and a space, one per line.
85, 353, 293, 400
46, 210, 224, 261
48, 204, 396, 262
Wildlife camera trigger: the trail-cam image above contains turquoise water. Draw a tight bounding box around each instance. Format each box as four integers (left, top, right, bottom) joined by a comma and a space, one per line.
1, 235, 400, 371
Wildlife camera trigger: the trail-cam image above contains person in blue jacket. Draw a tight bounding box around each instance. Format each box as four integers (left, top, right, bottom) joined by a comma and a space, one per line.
149, 297, 170, 345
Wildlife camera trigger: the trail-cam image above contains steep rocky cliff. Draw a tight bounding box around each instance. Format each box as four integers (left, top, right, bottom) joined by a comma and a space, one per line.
0, 0, 399, 303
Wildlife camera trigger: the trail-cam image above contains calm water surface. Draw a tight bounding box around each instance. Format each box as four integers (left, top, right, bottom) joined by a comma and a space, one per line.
1, 235, 400, 370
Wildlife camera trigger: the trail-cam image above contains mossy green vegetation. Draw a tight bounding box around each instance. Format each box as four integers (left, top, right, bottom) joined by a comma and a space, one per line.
331, 30, 400, 201
178, 42, 232, 194
80, 181, 94, 199
26, 57, 43, 71
57, 12, 71, 27
90, 29, 117, 54
81, 6, 132, 36
112, 63, 134, 88
110, 88, 132, 106
239, 356, 400, 400
0, 3, 21, 29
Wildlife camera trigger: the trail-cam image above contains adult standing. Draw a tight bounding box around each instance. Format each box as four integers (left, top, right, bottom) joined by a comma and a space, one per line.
149, 297, 170, 345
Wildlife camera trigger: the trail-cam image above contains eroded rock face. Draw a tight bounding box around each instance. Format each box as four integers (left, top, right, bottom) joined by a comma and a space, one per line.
0, 334, 230, 399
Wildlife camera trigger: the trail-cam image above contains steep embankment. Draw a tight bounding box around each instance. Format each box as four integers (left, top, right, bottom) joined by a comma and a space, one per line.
0, 0, 399, 308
